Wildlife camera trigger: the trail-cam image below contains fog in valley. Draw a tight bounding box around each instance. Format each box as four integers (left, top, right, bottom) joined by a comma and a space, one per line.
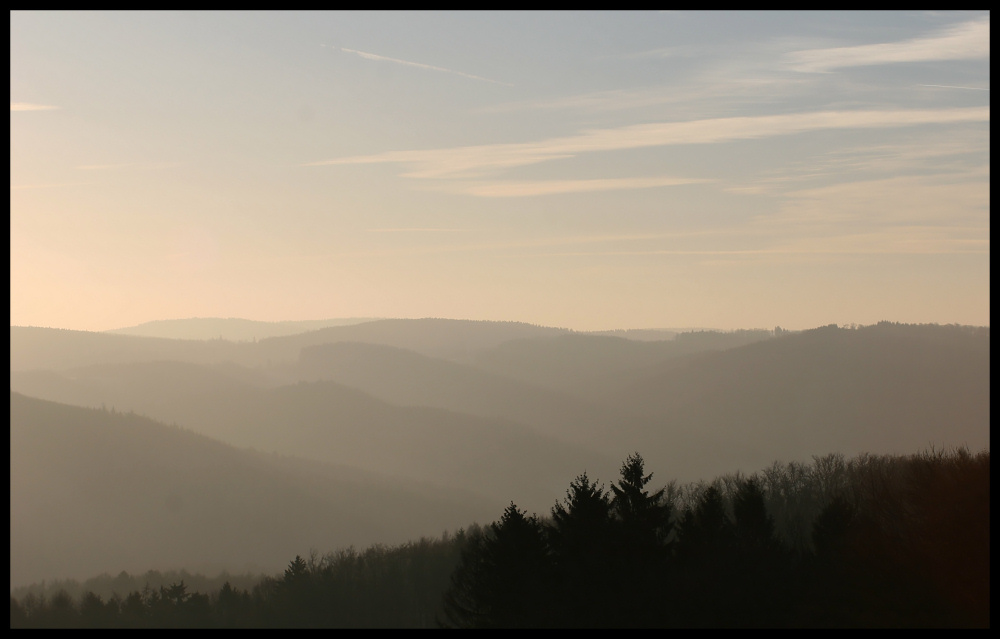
10, 319, 990, 590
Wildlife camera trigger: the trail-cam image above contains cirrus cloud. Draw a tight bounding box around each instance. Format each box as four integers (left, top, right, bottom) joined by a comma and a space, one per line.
305, 107, 989, 180
786, 17, 989, 72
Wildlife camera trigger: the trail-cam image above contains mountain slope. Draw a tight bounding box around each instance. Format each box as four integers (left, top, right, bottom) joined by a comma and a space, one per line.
10, 392, 499, 589
293, 341, 628, 445
10, 362, 618, 512
252, 317, 571, 364
605, 323, 990, 482
11, 320, 988, 543
105, 317, 380, 341
10, 326, 246, 371
468, 330, 773, 397
11, 319, 572, 372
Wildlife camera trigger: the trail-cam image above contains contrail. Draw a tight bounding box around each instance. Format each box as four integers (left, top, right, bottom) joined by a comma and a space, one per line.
334, 45, 513, 87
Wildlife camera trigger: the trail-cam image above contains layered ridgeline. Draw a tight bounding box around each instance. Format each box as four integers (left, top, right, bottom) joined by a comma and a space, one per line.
12, 447, 990, 628
10, 391, 501, 589
103, 317, 381, 342
10, 319, 989, 588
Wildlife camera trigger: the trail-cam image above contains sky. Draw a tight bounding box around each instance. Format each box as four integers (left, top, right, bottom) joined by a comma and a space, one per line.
10, 11, 990, 332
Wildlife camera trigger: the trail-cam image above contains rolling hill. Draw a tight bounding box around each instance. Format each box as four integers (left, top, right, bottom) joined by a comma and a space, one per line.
10, 392, 500, 589
10, 319, 989, 589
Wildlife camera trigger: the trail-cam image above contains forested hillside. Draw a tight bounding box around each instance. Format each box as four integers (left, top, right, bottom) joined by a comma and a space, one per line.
10, 320, 989, 622
11, 448, 989, 628
10, 392, 498, 588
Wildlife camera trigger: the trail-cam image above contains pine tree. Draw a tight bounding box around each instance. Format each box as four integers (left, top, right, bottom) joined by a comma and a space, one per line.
272, 554, 318, 627
729, 476, 795, 627
673, 484, 736, 626
676, 484, 733, 557
546, 472, 618, 627
283, 555, 309, 583
732, 476, 777, 550
608, 453, 674, 627
442, 503, 552, 628
550, 472, 613, 560
611, 452, 673, 548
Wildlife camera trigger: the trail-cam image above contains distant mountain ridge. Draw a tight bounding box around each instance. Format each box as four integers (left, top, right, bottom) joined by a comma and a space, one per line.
10, 318, 574, 371
104, 317, 382, 341
10, 357, 619, 516
101, 316, 689, 343
10, 319, 989, 590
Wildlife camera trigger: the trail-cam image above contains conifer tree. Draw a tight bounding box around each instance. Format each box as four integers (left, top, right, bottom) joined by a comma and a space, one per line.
608, 453, 674, 627
676, 484, 733, 557
728, 476, 794, 627
732, 477, 777, 549
550, 472, 613, 560
672, 484, 736, 626
611, 452, 673, 547
442, 503, 552, 628
547, 472, 619, 627
283, 555, 309, 583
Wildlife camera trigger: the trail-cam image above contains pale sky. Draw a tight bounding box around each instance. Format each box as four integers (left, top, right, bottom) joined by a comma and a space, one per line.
10, 11, 990, 332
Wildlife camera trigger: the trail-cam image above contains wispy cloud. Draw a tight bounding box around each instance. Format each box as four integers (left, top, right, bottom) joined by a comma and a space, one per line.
305, 107, 989, 180
429, 176, 710, 198
808, 133, 988, 177
332, 45, 513, 86
10, 102, 59, 111
10, 182, 90, 190
773, 226, 989, 255
77, 163, 138, 171
480, 72, 810, 116
765, 173, 990, 227
76, 162, 181, 171
366, 227, 468, 233
324, 229, 746, 258
246, 221, 984, 263
538, 224, 987, 259
918, 84, 989, 91
725, 128, 989, 195
615, 45, 693, 60
787, 17, 990, 72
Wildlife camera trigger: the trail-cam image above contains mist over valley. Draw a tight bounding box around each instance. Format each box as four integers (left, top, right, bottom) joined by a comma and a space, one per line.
10, 318, 989, 591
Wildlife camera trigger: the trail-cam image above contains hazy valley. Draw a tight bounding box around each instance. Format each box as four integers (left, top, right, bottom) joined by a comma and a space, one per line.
10, 318, 989, 590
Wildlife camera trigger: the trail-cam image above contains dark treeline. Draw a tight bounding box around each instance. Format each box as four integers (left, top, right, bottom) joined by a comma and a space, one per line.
10, 447, 988, 628
445, 448, 989, 628
9, 537, 465, 629
9, 568, 264, 611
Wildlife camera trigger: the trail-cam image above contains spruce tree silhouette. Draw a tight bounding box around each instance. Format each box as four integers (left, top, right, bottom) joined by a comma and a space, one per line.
611, 453, 672, 545
283, 555, 309, 582
547, 472, 616, 627
676, 484, 733, 559
728, 476, 795, 627
673, 484, 737, 626
442, 503, 552, 628
608, 453, 674, 627
79, 591, 114, 628
272, 554, 319, 627
800, 495, 862, 626
732, 477, 776, 548
215, 581, 253, 628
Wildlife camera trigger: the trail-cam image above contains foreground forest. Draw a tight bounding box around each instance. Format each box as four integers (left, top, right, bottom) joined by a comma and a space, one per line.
10, 448, 989, 628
